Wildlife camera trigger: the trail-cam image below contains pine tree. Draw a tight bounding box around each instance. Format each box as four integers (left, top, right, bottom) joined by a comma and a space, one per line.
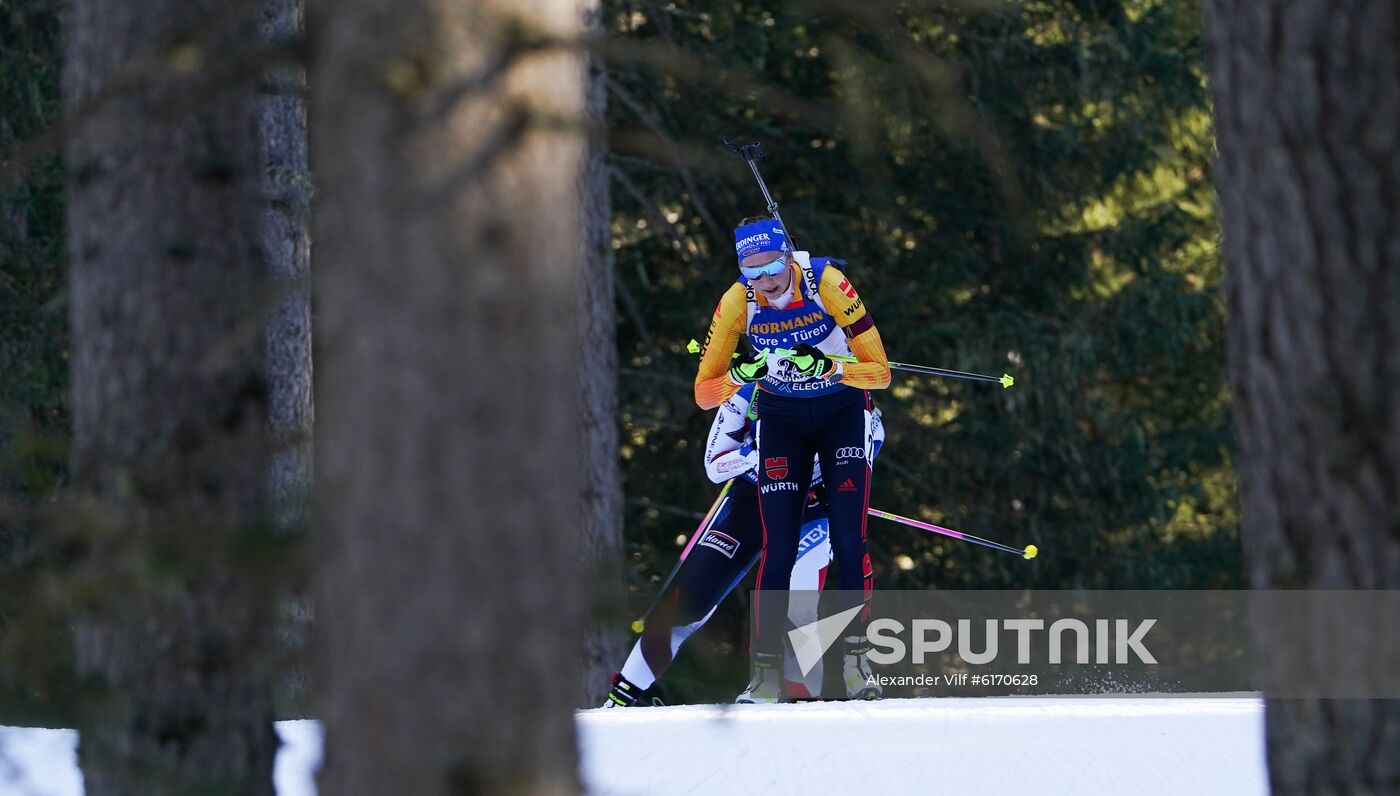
65, 0, 279, 788
310, 0, 589, 790
1207, 0, 1400, 791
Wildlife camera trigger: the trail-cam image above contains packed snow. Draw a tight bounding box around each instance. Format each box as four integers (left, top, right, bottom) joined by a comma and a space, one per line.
1, 697, 1266, 795
580, 697, 1267, 795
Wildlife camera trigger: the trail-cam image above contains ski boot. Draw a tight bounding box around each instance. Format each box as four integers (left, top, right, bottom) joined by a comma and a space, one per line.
602, 672, 644, 708
783, 650, 823, 702
842, 636, 882, 700
735, 652, 784, 704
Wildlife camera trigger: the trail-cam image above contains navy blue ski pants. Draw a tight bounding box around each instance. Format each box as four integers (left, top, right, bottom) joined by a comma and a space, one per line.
642, 480, 827, 678
751, 387, 872, 655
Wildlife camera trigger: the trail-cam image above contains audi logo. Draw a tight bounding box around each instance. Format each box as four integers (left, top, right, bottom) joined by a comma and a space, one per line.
835, 447, 865, 459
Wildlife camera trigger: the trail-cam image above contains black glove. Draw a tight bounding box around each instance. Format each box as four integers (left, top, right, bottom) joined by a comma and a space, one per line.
788, 343, 836, 379
728, 347, 769, 384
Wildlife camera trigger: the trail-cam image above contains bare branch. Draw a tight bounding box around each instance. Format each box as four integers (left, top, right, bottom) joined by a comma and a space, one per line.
614, 277, 660, 362
608, 164, 693, 261
2, 30, 303, 193
606, 76, 727, 248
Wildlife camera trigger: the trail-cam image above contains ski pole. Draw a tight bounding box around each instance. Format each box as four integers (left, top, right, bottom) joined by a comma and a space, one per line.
867, 507, 1038, 560
715, 552, 761, 613
887, 361, 1015, 389
632, 479, 735, 633
723, 137, 797, 249
686, 339, 1015, 388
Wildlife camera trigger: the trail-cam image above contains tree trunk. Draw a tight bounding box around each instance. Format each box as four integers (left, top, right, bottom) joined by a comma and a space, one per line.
309, 0, 587, 793
1205, 2, 1400, 792
259, 0, 312, 533
576, 0, 627, 708
258, 0, 313, 715
65, 0, 278, 791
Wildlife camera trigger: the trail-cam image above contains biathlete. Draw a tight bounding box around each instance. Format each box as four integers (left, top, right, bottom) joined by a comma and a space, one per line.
694, 217, 891, 703
604, 383, 885, 706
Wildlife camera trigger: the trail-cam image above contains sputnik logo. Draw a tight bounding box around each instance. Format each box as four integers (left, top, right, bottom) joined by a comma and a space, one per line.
788, 604, 864, 676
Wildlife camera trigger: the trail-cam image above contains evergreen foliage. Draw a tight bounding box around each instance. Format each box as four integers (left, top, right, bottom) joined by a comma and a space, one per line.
0, 0, 71, 723
0, 0, 66, 469
0, 0, 1243, 710
605, 0, 1241, 701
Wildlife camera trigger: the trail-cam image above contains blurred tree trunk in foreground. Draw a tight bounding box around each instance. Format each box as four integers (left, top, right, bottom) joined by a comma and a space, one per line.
577, 0, 627, 708
310, 0, 587, 792
258, 0, 313, 714
65, 0, 279, 790
1206, 1, 1400, 792
259, 0, 312, 534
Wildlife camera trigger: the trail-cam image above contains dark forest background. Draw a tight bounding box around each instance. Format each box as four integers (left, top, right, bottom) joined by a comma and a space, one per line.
602, 0, 1242, 701
1, 0, 1242, 710
7, 0, 1399, 792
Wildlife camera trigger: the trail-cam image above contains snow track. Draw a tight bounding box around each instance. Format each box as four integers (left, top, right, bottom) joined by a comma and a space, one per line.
1, 697, 1266, 795
578, 697, 1267, 796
